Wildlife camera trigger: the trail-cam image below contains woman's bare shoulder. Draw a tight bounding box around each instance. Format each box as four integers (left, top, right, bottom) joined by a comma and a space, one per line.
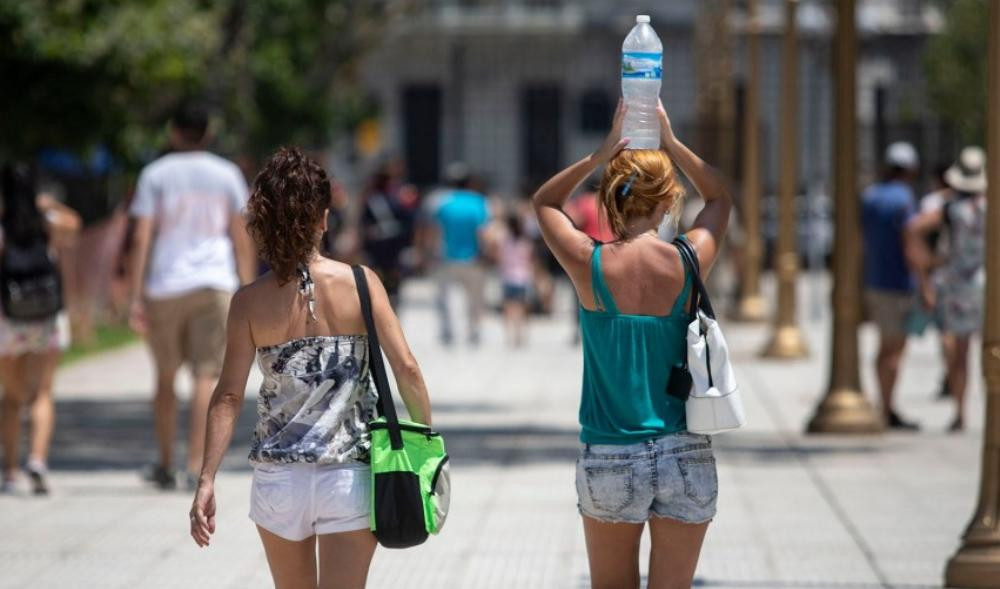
311, 258, 359, 288
232, 272, 280, 309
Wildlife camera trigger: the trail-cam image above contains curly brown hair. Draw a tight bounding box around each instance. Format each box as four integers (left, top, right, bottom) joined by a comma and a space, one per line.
246, 147, 331, 285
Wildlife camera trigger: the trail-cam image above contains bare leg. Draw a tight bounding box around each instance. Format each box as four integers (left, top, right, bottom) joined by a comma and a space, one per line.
582, 515, 644, 589
876, 333, 907, 420
938, 333, 956, 398
0, 356, 25, 480
317, 530, 377, 589
153, 367, 178, 470
257, 526, 318, 589
510, 300, 527, 347
27, 351, 59, 467
647, 516, 710, 589
502, 301, 513, 347
460, 264, 486, 344
948, 335, 971, 429
435, 265, 453, 344
186, 373, 215, 475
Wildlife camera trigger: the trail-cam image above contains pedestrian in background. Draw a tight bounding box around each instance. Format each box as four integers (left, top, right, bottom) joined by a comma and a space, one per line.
128, 102, 256, 489
916, 164, 955, 401
569, 178, 616, 243
360, 158, 418, 308
0, 163, 81, 495
190, 148, 432, 587
906, 146, 988, 432
533, 99, 729, 589
424, 162, 490, 346
499, 210, 534, 348
861, 141, 920, 431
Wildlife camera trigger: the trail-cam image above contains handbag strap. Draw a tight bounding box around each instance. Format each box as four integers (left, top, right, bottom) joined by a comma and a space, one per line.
672, 236, 717, 388
672, 236, 716, 320
352, 264, 404, 450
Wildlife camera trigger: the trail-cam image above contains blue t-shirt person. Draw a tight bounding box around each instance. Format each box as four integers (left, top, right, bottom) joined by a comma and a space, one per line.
861, 180, 916, 292
433, 189, 489, 262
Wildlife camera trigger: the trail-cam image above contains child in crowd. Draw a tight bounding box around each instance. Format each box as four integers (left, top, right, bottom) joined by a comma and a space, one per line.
499, 212, 533, 347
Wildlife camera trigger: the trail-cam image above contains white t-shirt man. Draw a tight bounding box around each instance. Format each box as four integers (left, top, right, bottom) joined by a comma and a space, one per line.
130, 151, 249, 299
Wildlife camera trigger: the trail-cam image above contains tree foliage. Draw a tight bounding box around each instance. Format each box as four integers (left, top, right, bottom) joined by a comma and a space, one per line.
924, 0, 989, 145
0, 0, 398, 166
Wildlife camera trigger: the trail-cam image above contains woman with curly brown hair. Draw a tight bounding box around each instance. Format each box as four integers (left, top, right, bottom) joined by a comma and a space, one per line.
532, 99, 731, 589
189, 147, 432, 589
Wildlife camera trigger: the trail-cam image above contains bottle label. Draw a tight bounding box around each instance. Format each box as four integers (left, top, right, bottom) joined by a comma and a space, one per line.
622, 51, 662, 80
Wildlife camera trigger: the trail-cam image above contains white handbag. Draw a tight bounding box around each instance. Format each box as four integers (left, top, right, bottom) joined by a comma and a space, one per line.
674, 238, 746, 435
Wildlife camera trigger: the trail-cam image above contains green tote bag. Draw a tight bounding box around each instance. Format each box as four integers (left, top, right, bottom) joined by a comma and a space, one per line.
353, 265, 450, 549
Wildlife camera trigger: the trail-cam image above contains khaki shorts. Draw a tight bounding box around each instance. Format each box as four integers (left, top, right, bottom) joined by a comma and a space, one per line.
146, 289, 231, 377
864, 289, 912, 338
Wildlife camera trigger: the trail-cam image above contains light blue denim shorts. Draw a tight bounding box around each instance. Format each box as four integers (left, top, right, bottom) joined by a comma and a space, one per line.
575, 432, 717, 524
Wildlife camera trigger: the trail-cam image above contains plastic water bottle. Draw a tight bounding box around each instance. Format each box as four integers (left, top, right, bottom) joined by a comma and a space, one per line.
621, 15, 663, 149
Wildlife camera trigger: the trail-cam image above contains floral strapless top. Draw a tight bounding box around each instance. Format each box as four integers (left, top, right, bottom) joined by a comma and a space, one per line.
249, 335, 378, 465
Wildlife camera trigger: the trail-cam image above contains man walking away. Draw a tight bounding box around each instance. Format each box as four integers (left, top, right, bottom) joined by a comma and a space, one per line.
427, 162, 490, 346
128, 102, 255, 489
861, 142, 920, 431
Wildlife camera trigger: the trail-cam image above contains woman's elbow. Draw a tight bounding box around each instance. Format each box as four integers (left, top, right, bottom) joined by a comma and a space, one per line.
396, 355, 424, 386
211, 387, 245, 412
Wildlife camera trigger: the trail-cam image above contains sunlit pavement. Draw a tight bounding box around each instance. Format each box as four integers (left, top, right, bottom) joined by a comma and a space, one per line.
0, 273, 981, 589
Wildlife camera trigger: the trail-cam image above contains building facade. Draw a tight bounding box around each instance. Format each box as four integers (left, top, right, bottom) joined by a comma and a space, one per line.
360, 0, 948, 197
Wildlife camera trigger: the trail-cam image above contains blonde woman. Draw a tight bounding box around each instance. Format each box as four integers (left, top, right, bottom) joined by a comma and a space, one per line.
532, 100, 731, 589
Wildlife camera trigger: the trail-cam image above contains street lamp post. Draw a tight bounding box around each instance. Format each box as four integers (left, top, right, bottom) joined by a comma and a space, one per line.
762, 0, 808, 358
736, 0, 766, 323
944, 1, 1000, 584
806, 0, 881, 433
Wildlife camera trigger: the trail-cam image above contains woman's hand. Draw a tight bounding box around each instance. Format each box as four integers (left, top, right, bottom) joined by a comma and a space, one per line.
592, 99, 629, 163
920, 280, 937, 311
657, 99, 676, 148
190, 480, 217, 547
128, 299, 148, 335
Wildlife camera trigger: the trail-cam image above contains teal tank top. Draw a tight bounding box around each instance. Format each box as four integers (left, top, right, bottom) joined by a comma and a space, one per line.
578, 243, 692, 444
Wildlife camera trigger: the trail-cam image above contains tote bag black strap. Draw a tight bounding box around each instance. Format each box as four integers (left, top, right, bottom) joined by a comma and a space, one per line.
672, 236, 716, 320
352, 265, 404, 450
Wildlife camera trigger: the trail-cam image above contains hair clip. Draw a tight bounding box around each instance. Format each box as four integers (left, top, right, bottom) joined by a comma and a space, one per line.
619, 172, 639, 200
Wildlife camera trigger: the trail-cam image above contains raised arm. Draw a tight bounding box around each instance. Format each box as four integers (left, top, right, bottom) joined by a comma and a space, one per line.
531, 99, 628, 277
365, 266, 432, 426
658, 100, 732, 274
190, 289, 255, 547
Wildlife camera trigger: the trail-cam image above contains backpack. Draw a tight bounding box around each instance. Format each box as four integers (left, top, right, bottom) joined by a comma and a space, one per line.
0, 240, 63, 321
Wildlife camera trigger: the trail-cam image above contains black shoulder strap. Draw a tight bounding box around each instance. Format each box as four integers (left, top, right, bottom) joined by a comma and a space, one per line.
352, 265, 403, 450
672, 236, 716, 320
942, 198, 955, 229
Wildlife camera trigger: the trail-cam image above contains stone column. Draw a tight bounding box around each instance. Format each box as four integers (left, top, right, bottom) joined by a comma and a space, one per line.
761, 0, 808, 358
944, 1, 1000, 584
806, 0, 882, 433
736, 0, 766, 322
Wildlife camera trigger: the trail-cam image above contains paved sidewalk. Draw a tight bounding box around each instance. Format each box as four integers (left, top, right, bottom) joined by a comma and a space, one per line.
0, 274, 983, 589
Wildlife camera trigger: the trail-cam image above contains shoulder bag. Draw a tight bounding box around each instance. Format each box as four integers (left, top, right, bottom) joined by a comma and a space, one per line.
672, 237, 746, 434
353, 265, 450, 548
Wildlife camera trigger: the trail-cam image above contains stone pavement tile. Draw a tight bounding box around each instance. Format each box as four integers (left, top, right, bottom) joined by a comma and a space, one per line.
1, 276, 986, 588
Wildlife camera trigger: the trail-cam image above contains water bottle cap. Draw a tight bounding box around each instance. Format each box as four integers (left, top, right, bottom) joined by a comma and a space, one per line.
636, 14, 650, 23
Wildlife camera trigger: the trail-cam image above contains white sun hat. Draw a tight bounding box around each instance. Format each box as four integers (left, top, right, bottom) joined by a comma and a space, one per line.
885, 141, 919, 171
945, 146, 987, 194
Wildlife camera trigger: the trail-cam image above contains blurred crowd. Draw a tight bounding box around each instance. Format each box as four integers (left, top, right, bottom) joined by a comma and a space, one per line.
863, 141, 988, 434
0, 102, 989, 496
0, 102, 607, 495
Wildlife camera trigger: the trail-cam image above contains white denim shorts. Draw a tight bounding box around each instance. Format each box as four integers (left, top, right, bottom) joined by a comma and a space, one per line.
249, 462, 370, 541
